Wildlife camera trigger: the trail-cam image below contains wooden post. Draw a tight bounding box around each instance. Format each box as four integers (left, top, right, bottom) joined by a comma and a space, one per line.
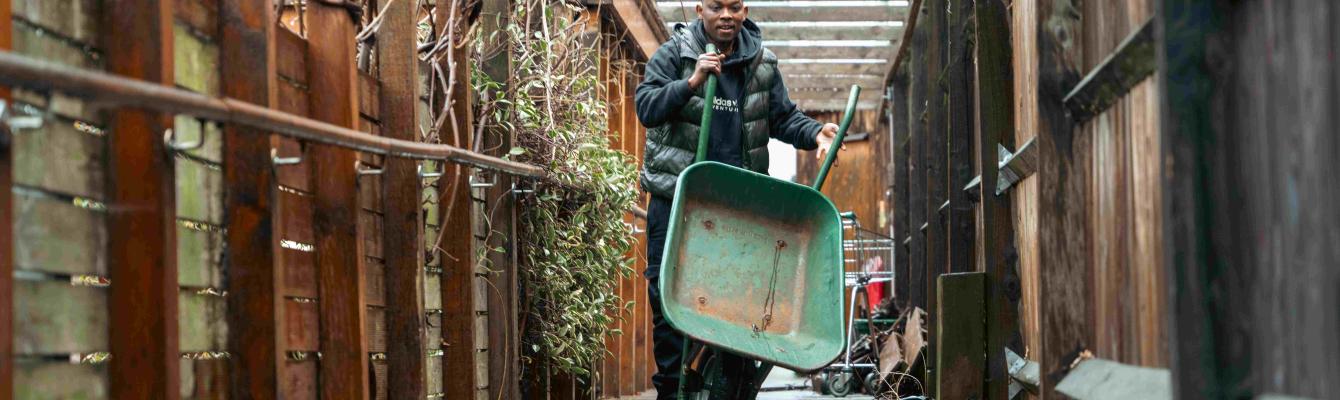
479, 1, 520, 398
905, 3, 929, 316
437, 1, 479, 398
1035, 0, 1088, 397
946, 0, 976, 275
306, 3, 369, 399
103, 0, 179, 398
1157, 0, 1223, 397
0, 0, 12, 397
380, 0, 427, 397
922, 1, 948, 393
935, 272, 985, 398
973, 0, 1018, 398
220, 0, 283, 398
890, 68, 910, 312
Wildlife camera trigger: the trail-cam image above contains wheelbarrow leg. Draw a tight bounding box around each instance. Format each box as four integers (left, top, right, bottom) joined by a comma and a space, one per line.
737, 362, 774, 400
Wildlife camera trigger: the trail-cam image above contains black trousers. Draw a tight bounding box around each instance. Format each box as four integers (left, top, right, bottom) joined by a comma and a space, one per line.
645, 196, 684, 399
645, 197, 759, 399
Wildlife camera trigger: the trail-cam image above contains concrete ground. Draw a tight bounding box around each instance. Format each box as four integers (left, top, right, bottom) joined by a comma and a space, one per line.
628, 369, 875, 400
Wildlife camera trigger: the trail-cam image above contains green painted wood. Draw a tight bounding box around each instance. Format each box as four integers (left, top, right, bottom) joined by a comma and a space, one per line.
13, 117, 106, 199
934, 272, 985, 399
14, 362, 108, 400
14, 193, 105, 275
178, 291, 227, 352
424, 273, 441, 311
173, 22, 219, 96
14, 280, 107, 354
174, 157, 224, 224
176, 225, 223, 289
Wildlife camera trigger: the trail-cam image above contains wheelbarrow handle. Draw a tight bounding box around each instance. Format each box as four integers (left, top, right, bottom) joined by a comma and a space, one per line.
812, 85, 862, 191
694, 44, 719, 164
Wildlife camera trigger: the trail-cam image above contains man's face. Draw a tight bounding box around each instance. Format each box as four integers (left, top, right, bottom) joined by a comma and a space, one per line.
696, 0, 748, 44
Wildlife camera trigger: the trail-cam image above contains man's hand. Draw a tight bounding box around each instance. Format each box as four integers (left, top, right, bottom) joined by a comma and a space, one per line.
815, 123, 845, 161
686, 51, 724, 90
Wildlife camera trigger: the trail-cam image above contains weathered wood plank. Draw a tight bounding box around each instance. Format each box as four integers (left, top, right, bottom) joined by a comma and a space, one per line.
1034, 0, 1089, 396
179, 358, 229, 399
13, 119, 106, 199
904, 2, 928, 313
14, 190, 106, 275
276, 27, 307, 85
14, 362, 108, 400
306, 1, 369, 398
935, 272, 985, 399
973, 0, 1019, 398
175, 157, 224, 224
890, 69, 909, 311
749, 23, 903, 41
361, 211, 384, 259
1064, 18, 1155, 124
282, 359, 318, 400
14, 280, 107, 354
103, 0, 179, 397
284, 298, 319, 352
945, 0, 975, 274
12, 0, 100, 46
178, 291, 227, 352
364, 256, 386, 307
921, 1, 948, 393
173, 0, 217, 38
358, 72, 380, 121
283, 248, 317, 298
366, 306, 387, 353
174, 22, 220, 95
177, 225, 223, 289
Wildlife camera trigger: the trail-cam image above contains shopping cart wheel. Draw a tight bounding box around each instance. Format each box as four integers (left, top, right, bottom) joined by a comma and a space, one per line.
825, 371, 854, 397
862, 371, 882, 394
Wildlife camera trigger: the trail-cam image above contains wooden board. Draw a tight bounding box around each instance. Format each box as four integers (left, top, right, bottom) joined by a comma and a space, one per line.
14, 362, 108, 400
13, 118, 106, 199
282, 359, 318, 400
175, 157, 225, 224
178, 291, 227, 352
173, 22, 219, 95
14, 280, 107, 354
935, 272, 985, 399
179, 358, 229, 399
12, 0, 101, 45
14, 191, 106, 275
752, 24, 903, 41
284, 299, 319, 352
218, 0, 282, 397
177, 225, 224, 289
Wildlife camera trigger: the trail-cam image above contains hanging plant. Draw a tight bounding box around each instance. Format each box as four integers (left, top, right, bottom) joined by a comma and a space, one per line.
472, 0, 639, 378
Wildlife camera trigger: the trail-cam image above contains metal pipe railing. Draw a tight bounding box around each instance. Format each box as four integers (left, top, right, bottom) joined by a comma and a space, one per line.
0, 51, 651, 219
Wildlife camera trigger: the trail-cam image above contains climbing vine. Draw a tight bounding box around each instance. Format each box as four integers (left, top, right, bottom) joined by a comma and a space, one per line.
472, 0, 639, 378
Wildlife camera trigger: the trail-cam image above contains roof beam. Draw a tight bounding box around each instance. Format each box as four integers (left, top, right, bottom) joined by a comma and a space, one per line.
607, 0, 671, 60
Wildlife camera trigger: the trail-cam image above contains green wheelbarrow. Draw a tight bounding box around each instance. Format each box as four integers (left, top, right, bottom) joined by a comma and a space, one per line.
659, 43, 861, 398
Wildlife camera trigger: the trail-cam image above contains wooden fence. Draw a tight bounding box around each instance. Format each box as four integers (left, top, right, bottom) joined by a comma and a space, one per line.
1, 1, 659, 399
880, 0, 1340, 398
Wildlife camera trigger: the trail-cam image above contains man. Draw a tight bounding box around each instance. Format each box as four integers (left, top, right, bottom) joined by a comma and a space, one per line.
634, 0, 842, 397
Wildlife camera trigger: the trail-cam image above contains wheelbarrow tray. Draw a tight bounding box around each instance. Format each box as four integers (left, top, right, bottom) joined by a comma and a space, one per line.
659, 161, 846, 372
